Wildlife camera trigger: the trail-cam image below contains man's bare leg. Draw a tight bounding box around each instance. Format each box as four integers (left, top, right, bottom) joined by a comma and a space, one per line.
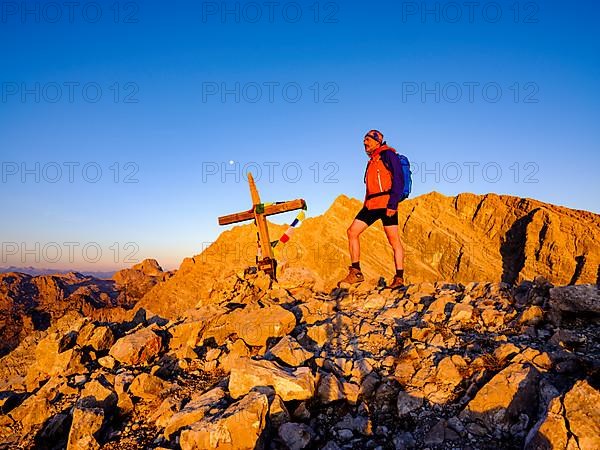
337, 219, 370, 287
347, 219, 369, 264
384, 225, 404, 271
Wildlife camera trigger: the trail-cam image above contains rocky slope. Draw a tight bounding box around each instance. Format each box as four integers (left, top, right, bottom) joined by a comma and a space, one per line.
0, 260, 172, 357
137, 192, 600, 319
0, 270, 598, 449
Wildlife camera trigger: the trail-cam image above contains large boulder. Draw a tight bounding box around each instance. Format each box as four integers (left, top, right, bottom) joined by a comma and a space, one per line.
75, 323, 115, 352
180, 390, 268, 450
459, 363, 540, 433
109, 327, 162, 365
317, 373, 344, 404
202, 303, 296, 348
229, 357, 315, 401
549, 285, 600, 324
525, 379, 600, 450
80, 376, 117, 411
268, 335, 314, 367
87, 326, 115, 352
163, 387, 226, 439
168, 320, 206, 359
224, 304, 297, 347
129, 373, 170, 401
66, 404, 104, 450
7, 393, 52, 434
24, 330, 87, 391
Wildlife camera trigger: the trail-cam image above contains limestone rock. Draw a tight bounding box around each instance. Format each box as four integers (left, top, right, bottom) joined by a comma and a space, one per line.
179, 390, 268, 450
163, 387, 226, 439
363, 293, 387, 310
112, 258, 170, 301
150, 397, 182, 428
549, 285, 600, 324
424, 295, 455, 323
109, 327, 162, 365
436, 356, 463, 389
25, 331, 86, 390
8, 393, 52, 434
269, 335, 314, 367
203, 303, 296, 347
449, 303, 474, 325
317, 373, 344, 404
525, 379, 600, 450
129, 373, 169, 400
169, 320, 206, 358
80, 376, 117, 411
98, 355, 115, 369
229, 357, 315, 401
307, 323, 333, 347
230, 304, 296, 347
278, 422, 313, 450
219, 339, 251, 373
460, 363, 539, 432
87, 326, 115, 352
66, 405, 104, 450
269, 394, 290, 428
296, 298, 335, 325
397, 390, 423, 417
519, 305, 545, 326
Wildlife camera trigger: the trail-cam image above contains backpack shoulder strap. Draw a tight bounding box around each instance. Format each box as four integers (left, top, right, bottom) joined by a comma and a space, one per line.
379, 149, 397, 172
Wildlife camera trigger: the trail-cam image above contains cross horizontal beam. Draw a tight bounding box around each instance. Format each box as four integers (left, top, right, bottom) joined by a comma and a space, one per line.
218, 199, 306, 226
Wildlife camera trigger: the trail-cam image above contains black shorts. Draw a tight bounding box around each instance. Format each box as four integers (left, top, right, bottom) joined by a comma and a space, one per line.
355, 206, 398, 227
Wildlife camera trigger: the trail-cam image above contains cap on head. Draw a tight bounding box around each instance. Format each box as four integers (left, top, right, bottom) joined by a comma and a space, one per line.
365, 129, 384, 144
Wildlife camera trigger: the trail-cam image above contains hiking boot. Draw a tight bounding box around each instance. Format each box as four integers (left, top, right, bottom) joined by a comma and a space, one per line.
389, 275, 405, 289
337, 266, 365, 287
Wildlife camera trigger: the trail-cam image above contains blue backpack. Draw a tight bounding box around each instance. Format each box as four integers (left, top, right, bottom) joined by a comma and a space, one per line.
382, 152, 412, 200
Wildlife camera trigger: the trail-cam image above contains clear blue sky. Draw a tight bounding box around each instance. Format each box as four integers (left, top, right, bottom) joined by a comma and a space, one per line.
1, 0, 599, 271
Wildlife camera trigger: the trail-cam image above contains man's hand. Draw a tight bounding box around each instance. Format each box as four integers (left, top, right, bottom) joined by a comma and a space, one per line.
386, 208, 396, 217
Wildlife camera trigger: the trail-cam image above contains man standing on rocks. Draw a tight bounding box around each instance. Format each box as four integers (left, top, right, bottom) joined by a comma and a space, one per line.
338, 130, 407, 289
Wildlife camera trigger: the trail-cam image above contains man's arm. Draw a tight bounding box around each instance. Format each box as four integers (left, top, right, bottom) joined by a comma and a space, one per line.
381, 151, 405, 211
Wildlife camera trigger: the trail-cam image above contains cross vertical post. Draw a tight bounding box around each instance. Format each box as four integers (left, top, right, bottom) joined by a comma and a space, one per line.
247, 172, 277, 278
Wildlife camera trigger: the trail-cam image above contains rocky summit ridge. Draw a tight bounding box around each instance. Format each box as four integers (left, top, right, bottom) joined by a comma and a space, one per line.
137, 192, 600, 319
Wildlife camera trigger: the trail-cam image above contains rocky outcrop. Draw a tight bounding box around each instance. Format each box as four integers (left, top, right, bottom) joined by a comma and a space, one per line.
459, 363, 540, 433
112, 259, 174, 302
525, 379, 600, 450
108, 327, 162, 366
136, 192, 600, 319
548, 284, 600, 325
229, 358, 316, 401
180, 390, 269, 450
0, 259, 175, 358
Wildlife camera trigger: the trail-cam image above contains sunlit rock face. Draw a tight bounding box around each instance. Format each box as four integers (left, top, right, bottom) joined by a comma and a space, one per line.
136, 192, 600, 319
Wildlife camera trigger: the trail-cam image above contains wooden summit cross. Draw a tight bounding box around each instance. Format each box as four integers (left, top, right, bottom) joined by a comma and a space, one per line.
217, 172, 306, 280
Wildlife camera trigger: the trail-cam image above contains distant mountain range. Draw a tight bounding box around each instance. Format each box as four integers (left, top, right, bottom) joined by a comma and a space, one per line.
0, 259, 172, 357
0, 266, 117, 279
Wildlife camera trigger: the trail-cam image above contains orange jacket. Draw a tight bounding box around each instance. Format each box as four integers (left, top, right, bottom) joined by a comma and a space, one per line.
364, 144, 397, 210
